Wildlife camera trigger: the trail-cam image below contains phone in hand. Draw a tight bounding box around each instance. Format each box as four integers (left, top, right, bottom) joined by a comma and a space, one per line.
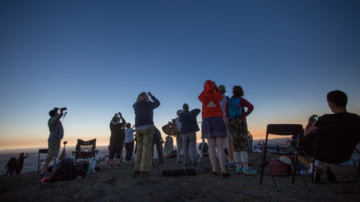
314, 116, 319, 121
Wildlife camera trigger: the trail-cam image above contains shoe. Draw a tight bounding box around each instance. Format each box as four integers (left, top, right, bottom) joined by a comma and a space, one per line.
109, 164, 114, 168
326, 167, 337, 182
242, 167, 257, 175
116, 164, 121, 168
177, 161, 183, 164
192, 161, 198, 166
212, 171, 217, 176
141, 171, 150, 177
221, 172, 230, 178
228, 163, 237, 170
133, 170, 141, 175
236, 167, 243, 174
184, 162, 191, 166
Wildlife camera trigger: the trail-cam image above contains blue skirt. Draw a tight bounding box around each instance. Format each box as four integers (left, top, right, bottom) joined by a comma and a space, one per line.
201, 116, 227, 139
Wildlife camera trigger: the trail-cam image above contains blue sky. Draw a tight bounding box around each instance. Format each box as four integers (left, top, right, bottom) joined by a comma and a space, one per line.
1, 0, 359, 149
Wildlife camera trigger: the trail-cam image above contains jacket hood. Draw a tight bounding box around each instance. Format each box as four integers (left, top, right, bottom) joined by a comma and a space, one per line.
204, 80, 216, 92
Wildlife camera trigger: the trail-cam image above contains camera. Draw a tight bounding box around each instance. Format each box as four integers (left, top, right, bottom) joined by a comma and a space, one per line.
60, 107, 67, 111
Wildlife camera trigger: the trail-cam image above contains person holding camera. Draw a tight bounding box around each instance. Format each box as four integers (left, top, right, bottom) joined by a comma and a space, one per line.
198, 80, 228, 178
109, 112, 126, 168
124, 123, 136, 162
39, 107, 66, 177
15, 152, 29, 175
133, 92, 160, 176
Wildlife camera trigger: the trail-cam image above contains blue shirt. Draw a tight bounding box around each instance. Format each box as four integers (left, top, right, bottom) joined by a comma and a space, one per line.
133, 96, 160, 127
179, 109, 201, 134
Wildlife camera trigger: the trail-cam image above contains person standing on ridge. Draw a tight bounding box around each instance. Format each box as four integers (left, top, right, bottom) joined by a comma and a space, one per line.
226, 86, 256, 175
15, 152, 29, 174
124, 123, 135, 162
133, 92, 160, 177
179, 104, 201, 166
109, 112, 126, 168
198, 80, 229, 178
39, 107, 66, 177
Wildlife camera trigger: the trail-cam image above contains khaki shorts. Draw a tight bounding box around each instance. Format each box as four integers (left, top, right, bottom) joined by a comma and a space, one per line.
48, 140, 61, 158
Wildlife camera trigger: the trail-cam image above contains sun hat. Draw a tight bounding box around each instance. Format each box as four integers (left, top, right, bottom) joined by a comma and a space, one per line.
218, 85, 226, 93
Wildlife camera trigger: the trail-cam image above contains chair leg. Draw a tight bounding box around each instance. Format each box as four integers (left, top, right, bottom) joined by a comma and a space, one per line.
260, 151, 266, 185
290, 157, 311, 192
266, 161, 278, 192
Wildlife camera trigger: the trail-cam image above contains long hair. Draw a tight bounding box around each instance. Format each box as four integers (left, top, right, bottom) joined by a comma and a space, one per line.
137, 92, 149, 102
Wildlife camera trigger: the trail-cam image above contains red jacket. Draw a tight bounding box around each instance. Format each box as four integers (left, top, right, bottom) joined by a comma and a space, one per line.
198, 80, 224, 119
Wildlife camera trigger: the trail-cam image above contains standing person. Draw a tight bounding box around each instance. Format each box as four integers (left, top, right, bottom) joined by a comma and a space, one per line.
180, 104, 201, 166
152, 126, 164, 164
175, 110, 184, 163
109, 112, 126, 168
133, 92, 160, 176
15, 152, 29, 175
226, 86, 256, 175
218, 85, 236, 169
39, 107, 66, 177
124, 123, 136, 162
198, 80, 229, 178
4, 157, 16, 176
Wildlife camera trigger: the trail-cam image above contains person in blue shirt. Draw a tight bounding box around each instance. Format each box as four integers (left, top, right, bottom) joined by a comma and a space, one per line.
179, 103, 201, 166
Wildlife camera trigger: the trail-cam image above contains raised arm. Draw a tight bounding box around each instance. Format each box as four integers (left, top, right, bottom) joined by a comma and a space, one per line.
49, 112, 63, 127
148, 92, 160, 109
191, 109, 201, 116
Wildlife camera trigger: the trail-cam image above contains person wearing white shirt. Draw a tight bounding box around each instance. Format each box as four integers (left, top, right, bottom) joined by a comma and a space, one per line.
125, 123, 136, 162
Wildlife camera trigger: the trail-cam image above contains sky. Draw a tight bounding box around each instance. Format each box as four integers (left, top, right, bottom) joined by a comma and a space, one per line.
0, 0, 359, 150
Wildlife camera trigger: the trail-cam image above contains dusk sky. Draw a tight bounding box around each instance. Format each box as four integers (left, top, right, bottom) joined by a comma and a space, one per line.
1, 0, 359, 150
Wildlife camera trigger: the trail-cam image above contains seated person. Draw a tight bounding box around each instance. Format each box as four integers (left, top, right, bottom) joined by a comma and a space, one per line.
198, 141, 209, 157
286, 90, 360, 181
164, 135, 174, 157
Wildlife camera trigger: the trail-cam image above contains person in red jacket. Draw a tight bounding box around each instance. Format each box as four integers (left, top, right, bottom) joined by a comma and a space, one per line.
198, 80, 229, 178
226, 86, 256, 175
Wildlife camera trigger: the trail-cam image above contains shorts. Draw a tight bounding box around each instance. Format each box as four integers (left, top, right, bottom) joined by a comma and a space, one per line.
201, 116, 227, 139
48, 140, 61, 158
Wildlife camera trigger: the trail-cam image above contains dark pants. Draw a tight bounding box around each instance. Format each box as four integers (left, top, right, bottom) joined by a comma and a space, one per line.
15, 163, 23, 175
109, 144, 123, 159
125, 141, 134, 161
153, 132, 163, 163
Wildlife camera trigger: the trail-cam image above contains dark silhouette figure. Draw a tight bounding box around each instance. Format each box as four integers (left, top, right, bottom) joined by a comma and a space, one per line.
15, 153, 29, 175
4, 157, 17, 176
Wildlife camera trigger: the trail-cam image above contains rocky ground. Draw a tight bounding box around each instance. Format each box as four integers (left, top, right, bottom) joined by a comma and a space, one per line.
0, 152, 359, 202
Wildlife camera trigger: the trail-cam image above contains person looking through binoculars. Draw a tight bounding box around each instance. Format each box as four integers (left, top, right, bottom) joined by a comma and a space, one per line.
39, 107, 67, 177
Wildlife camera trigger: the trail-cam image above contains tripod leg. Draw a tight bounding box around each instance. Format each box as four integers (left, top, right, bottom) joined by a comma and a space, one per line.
198, 139, 205, 167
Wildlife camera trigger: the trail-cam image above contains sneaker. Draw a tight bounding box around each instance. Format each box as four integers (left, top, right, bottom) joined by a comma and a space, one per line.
109, 164, 114, 168
228, 163, 237, 169
141, 171, 150, 177
242, 167, 257, 175
236, 167, 243, 174
326, 167, 337, 182
116, 164, 121, 168
221, 172, 230, 178
133, 170, 141, 175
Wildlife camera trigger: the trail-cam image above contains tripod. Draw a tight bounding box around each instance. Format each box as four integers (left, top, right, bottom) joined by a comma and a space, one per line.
197, 138, 206, 166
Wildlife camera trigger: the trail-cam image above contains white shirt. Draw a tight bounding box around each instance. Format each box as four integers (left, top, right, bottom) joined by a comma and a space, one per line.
219, 94, 228, 117
125, 128, 136, 143
174, 117, 182, 132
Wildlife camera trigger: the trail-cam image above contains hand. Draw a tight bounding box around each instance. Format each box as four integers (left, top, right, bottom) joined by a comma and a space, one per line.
60, 107, 66, 113
308, 115, 317, 125
168, 121, 172, 125
148, 92, 153, 97
118, 112, 122, 116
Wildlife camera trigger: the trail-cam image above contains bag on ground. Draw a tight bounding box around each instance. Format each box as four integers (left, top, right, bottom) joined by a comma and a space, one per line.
266, 158, 292, 175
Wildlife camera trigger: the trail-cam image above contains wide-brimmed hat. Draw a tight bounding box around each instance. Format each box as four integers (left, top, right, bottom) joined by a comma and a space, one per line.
49, 107, 59, 117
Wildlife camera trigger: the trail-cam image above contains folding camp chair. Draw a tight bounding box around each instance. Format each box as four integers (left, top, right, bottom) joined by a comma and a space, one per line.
72, 139, 99, 163
301, 122, 360, 192
259, 124, 311, 192
36, 149, 56, 176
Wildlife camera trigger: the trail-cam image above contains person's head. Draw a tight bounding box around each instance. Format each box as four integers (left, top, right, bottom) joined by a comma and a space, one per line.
112, 116, 120, 123
49, 107, 59, 117
218, 85, 226, 94
183, 103, 189, 111
327, 90, 347, 112
176, 109, 183, 116
136, 92, 149, 102
172, 119, 176, 123
232, 86, 244, 97
19, 152, 24, 157
126, 123, 131, 128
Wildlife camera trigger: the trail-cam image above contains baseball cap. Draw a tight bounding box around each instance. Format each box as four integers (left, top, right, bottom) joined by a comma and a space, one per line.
218, 85, 226, 93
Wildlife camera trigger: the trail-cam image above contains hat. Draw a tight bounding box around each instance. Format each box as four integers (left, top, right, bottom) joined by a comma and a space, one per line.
49, 107, 59, 117
177, 109, 184, 116
218, 85, 226, 93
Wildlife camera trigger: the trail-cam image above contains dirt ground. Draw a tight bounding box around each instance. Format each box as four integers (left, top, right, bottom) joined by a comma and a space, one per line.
0, 152, 359, 202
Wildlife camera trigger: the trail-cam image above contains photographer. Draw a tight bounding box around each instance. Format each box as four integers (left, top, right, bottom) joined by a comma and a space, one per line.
39, 107, 66, 177
109, 112, 126, 168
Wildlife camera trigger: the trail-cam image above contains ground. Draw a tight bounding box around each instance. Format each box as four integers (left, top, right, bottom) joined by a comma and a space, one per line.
0, 153, 359, 202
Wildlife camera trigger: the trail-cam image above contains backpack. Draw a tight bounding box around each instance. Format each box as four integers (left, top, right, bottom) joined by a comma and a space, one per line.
228, 98, 242, 120
74, 161, 90, 178
266, 159, 292, 175
50, 158, 75, 182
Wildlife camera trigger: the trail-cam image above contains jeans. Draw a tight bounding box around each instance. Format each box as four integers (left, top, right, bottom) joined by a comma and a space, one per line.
182, 132, 198, 164
125, 141, 134, 161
